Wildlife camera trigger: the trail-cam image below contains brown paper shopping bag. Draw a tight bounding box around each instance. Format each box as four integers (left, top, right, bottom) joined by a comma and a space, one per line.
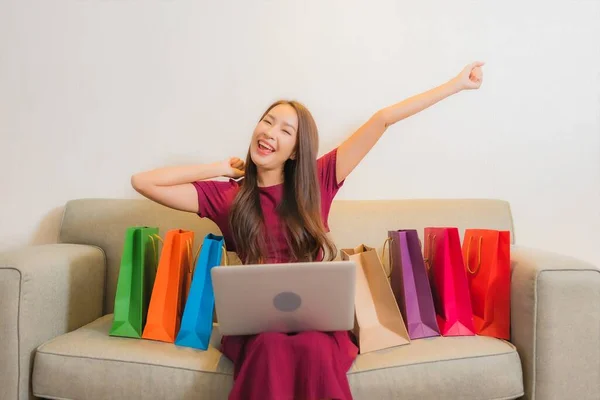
341, 245, 410, 353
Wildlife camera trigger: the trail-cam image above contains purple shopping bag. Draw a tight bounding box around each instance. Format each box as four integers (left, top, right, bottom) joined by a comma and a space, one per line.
385, 229, 440, 339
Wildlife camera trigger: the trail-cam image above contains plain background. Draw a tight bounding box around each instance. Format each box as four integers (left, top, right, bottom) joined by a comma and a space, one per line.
1, 0, 599, 266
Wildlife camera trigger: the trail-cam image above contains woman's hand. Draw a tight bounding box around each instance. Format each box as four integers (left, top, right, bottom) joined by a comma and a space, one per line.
223, 157, 245, 178
451, 61, 485, 91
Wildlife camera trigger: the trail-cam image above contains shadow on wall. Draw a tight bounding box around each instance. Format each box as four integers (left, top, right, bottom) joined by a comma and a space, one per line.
30, 206, 65, 245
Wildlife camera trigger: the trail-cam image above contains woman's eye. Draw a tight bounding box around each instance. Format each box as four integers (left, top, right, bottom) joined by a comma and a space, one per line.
263, 119, 272, 125
283, 130, 291, 135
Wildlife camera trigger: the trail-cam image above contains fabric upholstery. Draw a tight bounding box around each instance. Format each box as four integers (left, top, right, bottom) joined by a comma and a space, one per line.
0, 244, 105, 400
17, 197, 596, 400
58, 198, 515, 314
34, 315, 232, 400
0, 268, 20, 400
58, 199, 226, 314
348, 334, 523, 399
510, 245, 600, 400
33, 314, 523, 400
328, 199, 515, 251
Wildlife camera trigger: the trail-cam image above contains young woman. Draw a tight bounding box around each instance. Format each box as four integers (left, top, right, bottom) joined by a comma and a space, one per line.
132, 61, 484, 400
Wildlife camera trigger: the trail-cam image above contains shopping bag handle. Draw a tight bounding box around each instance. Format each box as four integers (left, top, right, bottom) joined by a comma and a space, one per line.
380, 237, 393, 278
148, 234, 163, 269
185, 240, 200, 273
222, 247, 229, 266
186, 241, 229, 274
466, 236, 483, 274
423, 233, 436, 271
381, 234, 425, 278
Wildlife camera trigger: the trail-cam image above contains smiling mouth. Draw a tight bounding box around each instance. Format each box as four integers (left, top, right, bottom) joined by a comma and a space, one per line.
258, 140, 275, 153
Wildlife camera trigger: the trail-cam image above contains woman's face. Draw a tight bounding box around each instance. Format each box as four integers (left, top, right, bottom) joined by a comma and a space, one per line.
249, 103, 299, 170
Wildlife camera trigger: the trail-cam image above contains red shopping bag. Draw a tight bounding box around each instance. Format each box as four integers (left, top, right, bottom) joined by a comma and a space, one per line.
424, 227, 475, 336
462, 229, 511, 339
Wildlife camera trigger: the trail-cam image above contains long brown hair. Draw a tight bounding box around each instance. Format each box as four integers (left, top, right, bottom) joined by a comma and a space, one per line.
228, 100, 336, 264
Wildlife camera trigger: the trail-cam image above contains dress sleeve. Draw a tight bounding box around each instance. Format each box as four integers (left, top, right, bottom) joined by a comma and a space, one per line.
317, 148, 345, 230
191, 179, 239, 220
317, 147, 345, 203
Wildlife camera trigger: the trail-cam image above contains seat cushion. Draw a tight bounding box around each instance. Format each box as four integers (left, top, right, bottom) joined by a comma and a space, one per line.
348, 335, 524, 399
33, 315, 524, 400
33, 315, 233, 400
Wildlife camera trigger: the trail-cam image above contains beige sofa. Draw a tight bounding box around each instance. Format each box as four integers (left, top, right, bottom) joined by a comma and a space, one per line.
1, 198, 599, 400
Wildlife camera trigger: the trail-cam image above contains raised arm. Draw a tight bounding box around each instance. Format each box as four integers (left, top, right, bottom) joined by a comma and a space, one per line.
335, 61, 484, 184
131, 157, 245, 212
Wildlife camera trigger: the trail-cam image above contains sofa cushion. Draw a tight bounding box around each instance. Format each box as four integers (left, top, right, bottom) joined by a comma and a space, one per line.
33, 315, 523, 400
348, 335, 523, 399
33, 315, 233, 400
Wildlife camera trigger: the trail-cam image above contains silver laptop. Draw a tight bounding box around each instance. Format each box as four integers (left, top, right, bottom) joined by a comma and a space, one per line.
211, 260, 356, 336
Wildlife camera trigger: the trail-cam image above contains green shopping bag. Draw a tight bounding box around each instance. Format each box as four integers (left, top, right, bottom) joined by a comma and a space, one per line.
110, 226, 160, 338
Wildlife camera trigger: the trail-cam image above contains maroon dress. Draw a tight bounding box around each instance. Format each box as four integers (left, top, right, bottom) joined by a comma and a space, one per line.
192, 148, 358, 400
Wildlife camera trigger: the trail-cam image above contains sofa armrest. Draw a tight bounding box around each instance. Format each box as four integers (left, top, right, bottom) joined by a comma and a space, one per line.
510, 245, 600, 400
0, 244, 105, 400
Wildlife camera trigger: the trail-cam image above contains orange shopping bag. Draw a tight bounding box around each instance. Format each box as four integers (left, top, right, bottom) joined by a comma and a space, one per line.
142, 229, 195, 343
462, 229, 511, 339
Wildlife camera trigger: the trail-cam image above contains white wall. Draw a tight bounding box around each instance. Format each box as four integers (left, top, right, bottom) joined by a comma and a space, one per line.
1, 0, 599, 266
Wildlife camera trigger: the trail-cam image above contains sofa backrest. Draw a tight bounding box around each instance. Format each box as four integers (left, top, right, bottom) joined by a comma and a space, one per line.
58, 198, 514, 315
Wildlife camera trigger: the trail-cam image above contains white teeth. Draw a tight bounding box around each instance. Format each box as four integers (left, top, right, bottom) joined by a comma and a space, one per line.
258, 140, 275, 152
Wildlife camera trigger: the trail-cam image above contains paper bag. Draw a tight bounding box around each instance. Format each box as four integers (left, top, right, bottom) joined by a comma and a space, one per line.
175, 234, 227, 350
463, 229, 511, 339
424, 227, 475, 336
110, 226, 159, 338
386, 230, 440, 339
341, 245, 410, 353
142, 229, 194, 343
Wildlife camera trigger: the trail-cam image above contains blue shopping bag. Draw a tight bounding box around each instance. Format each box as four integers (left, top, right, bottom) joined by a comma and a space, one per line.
175, 233, 226, 350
